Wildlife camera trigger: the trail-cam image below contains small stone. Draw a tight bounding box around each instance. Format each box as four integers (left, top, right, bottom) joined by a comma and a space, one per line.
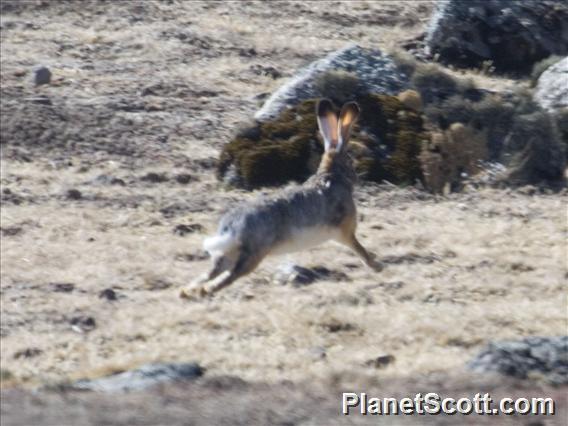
99, 288, 118, 301
275, 264, 349, 287
365, 354, 395, 369
0, 227, 22, 237
308, 346, 327, 360
140, 172, 168, 183
175, 251, 209, 262
26, 95, 52, 105
66, 189, 82, 200
173, 224, 203, 236
13, 348, 43, 359
143, 277, 173, 291
175, 174, 192, 184
50, 282, 75, 293
0, 369, 13, 381
33, 66, 51, 85
70, 316, 96, 333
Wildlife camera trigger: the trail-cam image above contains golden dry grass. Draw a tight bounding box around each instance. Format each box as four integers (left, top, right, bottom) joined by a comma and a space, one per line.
2, 165, 566, 385
0, 0, 566, 392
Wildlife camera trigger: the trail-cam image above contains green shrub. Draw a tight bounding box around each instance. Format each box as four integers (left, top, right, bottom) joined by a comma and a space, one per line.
411, 64, 458, 105
504, 112, 566, 186
313, 70, 363, 106
420, 123, 488, 194
551, 108, 568, 160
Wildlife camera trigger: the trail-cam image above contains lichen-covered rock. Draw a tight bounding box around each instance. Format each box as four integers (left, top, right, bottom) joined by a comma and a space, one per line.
535, 57, 568, 112
254, 45, 409, 122
425, 0, 568, 75
468, 336, 568, 385
219, 94, 428, 190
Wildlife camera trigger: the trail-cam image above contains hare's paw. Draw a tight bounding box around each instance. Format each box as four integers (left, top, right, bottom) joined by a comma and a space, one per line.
179, 285, 209, 300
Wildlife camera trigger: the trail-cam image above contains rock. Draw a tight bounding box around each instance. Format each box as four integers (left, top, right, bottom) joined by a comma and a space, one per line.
307, 346, 327, 360
174, 173, 193, 184
25, 95, 52, 105
0, 226, 22, 237
140, 172, 168, 183
425, 0, 568, 75
98, 288, 118, 301
66, 189, 82, 200
468, 336, 568, 385
254, 44, 409, 122
70, 316, 96, 333
92, 174, 126, 186
250, 64, 282, 79
174, 251, 209, 262
71, 362, 204, 392
143, 277, 173, 291
50, 282, 75, 293
365, 354, 395, 369
274, 264, 349, 287
173, 223, 203, 236
0, 369, 14, 381
33, 65, 51, 85
13, 348, 43, 359
535, 57, 568, 111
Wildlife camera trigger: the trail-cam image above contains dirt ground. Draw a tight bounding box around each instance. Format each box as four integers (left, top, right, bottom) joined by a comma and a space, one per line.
0, 1, 566, 425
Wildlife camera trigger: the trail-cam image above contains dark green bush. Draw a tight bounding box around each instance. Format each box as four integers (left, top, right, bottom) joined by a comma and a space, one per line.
218, 94, 428, 189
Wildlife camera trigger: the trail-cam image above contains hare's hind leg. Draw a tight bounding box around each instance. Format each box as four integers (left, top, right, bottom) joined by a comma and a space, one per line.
202, 249, 265, 295
198, 255, 233, 284
180, 255, 234, 299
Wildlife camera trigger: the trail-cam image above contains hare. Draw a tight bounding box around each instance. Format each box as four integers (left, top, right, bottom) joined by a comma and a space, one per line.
180, 99, 382, 299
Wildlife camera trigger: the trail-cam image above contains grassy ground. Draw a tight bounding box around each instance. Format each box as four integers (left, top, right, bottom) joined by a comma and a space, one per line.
0, 1, 566, 424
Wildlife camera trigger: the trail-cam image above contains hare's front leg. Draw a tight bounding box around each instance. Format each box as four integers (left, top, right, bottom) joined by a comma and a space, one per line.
337, 225, 383, 272
337, 220, 383, 272
345, 234, 383, 272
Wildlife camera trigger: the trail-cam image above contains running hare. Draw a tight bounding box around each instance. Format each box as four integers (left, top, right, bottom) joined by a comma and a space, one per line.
180, 99, 382, 299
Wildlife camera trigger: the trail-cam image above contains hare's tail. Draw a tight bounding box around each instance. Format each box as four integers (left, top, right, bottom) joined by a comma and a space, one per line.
203, 232, 239, 257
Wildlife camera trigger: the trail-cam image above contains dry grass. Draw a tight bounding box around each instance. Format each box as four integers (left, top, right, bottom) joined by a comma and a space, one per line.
2, 163, 565, 385
1, 0, 566, 393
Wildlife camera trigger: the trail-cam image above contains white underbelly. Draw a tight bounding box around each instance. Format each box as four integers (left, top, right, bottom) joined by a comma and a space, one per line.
269, 226, 340, 256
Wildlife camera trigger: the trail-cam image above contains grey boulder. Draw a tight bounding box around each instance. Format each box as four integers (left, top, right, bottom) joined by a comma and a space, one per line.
535, 57, 568, 112
33, 65, 51, 86
425, 0, 568, 74
468, 336, 568, 385
254, 44, 409, 122
71, 362, 204, 392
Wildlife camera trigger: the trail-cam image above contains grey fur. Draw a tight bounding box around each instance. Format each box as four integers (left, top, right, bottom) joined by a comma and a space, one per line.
218, 168, 355, 256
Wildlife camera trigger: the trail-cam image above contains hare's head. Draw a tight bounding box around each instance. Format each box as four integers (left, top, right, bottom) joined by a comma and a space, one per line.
316, 98, 360, 182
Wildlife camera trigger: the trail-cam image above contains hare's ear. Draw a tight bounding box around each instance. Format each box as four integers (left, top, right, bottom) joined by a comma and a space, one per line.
337, 101, 360, 151
316, 98, 339, 151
